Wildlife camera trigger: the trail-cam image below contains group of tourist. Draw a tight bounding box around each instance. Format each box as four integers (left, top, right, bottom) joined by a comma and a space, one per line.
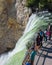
22, 23, 52, 65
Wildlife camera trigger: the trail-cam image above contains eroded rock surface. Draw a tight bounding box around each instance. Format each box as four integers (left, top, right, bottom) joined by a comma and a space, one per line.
16, 0, 32, 26
0, 0, 32, 54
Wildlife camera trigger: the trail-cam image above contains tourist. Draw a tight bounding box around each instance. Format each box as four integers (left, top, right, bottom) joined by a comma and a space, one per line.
50, 24, 52, 40
48, 23, 51, 40
49, 24, 52, 40
39, 29, 44, 46
30, 43, 37, 65
36, 33, 43, 50
46, 29, 51, 40
39, 29, 44, 38
50, 24, 52, 33
48, 23, 50, 33
44, 29, 48, 42
25, 59, 31, 65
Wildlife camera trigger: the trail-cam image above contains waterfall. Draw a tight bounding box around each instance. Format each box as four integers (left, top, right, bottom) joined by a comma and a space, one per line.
0, 11, 52, 65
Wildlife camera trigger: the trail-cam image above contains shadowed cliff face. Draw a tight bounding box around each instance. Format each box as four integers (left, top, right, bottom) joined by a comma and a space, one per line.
0, 0, 30, 54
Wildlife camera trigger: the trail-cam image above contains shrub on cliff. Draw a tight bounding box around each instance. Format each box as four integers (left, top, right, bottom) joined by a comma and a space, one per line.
26, 0, 52, 11
26, 0, 35, 7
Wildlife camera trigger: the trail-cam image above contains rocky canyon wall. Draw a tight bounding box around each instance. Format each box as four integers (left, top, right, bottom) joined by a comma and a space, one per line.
0, 0, 32, 54
16, 0, 32, 26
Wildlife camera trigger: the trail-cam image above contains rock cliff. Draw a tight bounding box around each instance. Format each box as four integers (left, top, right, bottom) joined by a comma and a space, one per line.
16, 0, 32, 26
0, 0, 32, 54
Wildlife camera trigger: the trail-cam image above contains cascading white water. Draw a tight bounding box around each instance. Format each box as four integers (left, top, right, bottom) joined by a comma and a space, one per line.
0, 11, 52, 65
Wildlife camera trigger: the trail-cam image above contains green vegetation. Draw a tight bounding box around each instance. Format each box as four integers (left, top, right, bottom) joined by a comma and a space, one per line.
26, 0, 35, 7
26, 0, 39, 7
26, 0, 52, 10
26, 42, 33, 49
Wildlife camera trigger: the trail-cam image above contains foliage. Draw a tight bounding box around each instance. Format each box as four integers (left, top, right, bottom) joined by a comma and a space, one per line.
26, 0, 52, 10
26, 0, 36, 7
26, 42, 33, 49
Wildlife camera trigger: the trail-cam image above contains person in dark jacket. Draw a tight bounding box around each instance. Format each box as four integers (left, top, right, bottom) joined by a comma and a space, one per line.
36, 33, 43, 47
